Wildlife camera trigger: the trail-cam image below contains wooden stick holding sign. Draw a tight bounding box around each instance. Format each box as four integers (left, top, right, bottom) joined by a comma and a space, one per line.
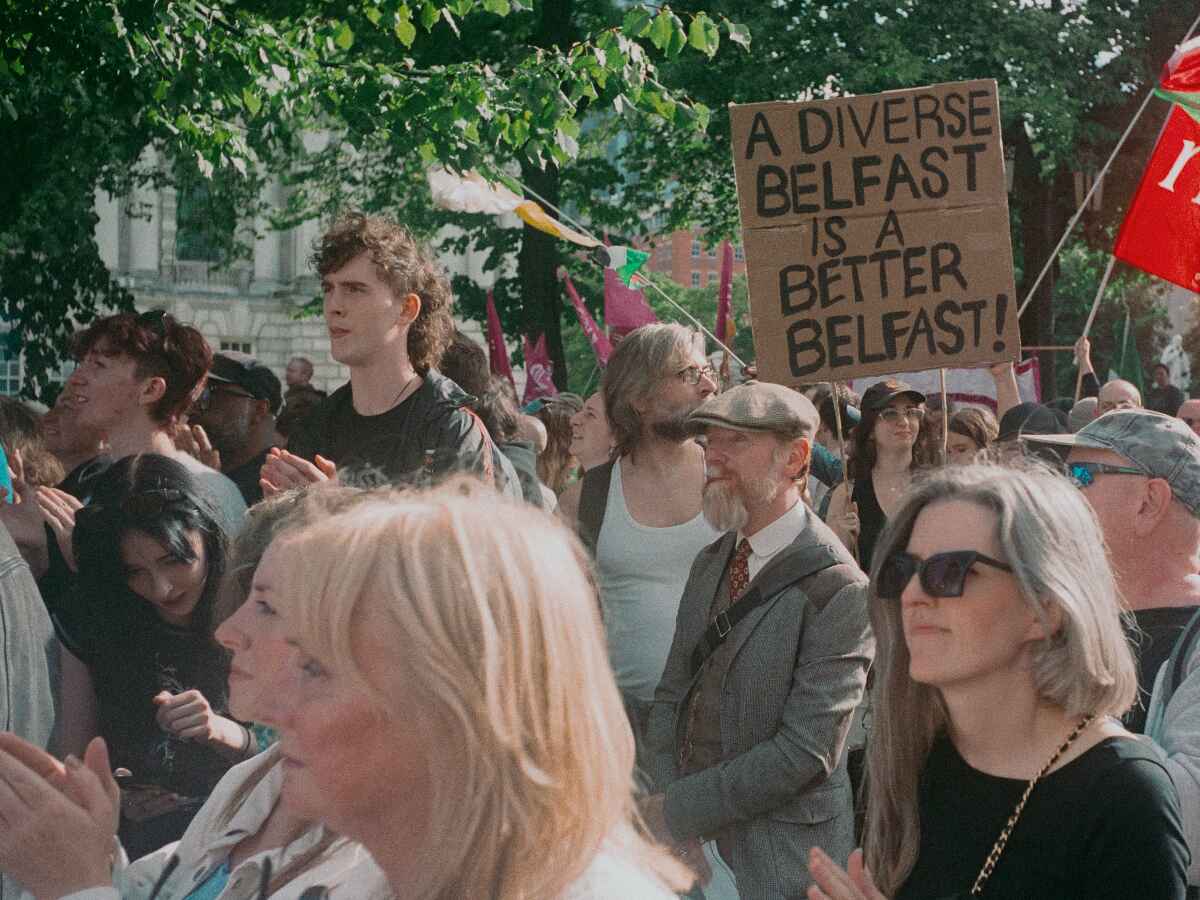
1074, 255, 1118, 401
827, 381, 856, 562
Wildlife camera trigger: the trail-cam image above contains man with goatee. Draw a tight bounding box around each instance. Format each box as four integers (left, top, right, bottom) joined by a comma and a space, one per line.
643, 381, 873, 900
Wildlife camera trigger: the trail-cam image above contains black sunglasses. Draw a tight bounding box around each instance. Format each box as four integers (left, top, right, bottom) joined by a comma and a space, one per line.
137, 308, 169, 337
877, 550, 1012, 600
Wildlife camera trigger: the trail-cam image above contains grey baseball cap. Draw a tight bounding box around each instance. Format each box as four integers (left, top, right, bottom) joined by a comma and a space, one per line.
1024, 409, 1200, 516
687, 381, 818, 440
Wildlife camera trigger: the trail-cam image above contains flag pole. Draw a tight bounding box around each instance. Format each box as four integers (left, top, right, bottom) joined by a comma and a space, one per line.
1074, 255, 1118, 400
1018, 9, 1200, 320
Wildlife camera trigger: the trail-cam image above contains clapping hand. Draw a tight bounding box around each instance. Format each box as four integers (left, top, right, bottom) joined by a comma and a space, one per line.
0, 733, 120, 899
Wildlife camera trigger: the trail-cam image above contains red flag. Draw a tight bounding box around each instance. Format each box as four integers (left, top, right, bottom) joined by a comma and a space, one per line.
1114, 106, 1200, 292
604, 266, 657, 337
562, 274, 613, 366
485, 290, 515, 390
522, 333, 559, 404
715, 241, 736, 343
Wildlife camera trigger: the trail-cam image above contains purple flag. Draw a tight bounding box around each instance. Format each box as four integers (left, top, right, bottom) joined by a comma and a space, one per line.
562, 274, 613, 366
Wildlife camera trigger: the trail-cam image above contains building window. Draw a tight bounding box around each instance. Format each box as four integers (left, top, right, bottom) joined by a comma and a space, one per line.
690, 241, 701, 259
734, 244, 744, 261
220, 340, 253, 355
0, 345, 20, 395
691, 271, 701, 288
708, 272, 719, 285
174, 161, 237, 264
708, 246, 718, 259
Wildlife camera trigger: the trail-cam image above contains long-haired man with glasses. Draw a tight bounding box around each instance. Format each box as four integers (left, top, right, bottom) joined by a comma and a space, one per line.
569, 323, 721, 754
1027, 410, 1200, 892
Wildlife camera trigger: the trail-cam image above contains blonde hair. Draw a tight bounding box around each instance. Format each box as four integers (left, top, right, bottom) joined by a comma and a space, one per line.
863, 462, 1138, 894
273, 479, 689, 899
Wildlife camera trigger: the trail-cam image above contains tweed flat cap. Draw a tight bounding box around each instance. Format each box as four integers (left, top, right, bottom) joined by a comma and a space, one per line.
687, 381, 818, 439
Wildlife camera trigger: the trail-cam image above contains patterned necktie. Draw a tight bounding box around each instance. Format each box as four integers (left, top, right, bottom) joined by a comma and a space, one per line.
728, 537, 752, 602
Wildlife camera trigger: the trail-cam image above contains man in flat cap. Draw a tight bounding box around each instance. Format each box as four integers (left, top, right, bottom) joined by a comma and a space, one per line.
643, 382, 874, 900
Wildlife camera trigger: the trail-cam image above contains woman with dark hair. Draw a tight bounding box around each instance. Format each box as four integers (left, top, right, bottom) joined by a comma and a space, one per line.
825, 380, 928, 570
57, 453, 250, 856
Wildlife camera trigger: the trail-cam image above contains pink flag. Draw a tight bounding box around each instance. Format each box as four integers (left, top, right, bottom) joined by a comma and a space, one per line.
604, 267, 657, 337
522, 333, 559, 404
485, 290, 515, 391
562, 274, 613, 366
715, 240, 735, 343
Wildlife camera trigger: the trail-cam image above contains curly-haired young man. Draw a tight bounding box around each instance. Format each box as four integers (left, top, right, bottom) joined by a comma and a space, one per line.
261, 212, 515, 496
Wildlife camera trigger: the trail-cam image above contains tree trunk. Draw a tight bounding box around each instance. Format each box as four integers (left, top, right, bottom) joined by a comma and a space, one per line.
514, 0, 576, 391
1014, 127, 1065, 396
517, 160, 569, 390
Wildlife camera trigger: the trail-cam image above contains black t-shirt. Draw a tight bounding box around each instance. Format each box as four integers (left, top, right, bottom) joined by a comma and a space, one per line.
896, 735, 1188, 900
54, 592, 234, 800
225, 447, 270, 507
1147, 385, 1186, 418
1127, 606, 1200, 734
288, 372, 497, 489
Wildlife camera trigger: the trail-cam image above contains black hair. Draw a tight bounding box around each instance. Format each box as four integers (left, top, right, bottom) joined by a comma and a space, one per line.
73, 454, 227, 635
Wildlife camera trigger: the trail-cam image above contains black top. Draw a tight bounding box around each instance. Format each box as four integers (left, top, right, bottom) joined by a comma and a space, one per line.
54, 591, 234, 800
1127, 606, 1200, 733
224, 447, 270, 507
896, 735, 1188, 900
288, 370, 505, 491
851, 476, 886, 572
1147, 384, 1187, 418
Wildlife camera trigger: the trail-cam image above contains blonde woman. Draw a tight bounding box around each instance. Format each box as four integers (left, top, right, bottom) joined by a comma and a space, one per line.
808, 464, 1188, 900
0, 489, 391, 899
258, 483, 691, 899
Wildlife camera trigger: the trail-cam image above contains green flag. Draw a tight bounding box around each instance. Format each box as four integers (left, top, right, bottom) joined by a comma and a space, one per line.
1106, 311, 1144, 394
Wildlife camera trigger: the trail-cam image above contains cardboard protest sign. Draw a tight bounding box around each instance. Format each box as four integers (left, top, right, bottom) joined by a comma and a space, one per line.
730, 79, 1020, 385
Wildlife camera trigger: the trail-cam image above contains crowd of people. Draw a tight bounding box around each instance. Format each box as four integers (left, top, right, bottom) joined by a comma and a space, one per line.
0, 211, 1197, 899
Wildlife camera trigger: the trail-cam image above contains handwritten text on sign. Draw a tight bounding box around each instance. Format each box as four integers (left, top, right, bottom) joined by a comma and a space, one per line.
730, 79, 1020, 384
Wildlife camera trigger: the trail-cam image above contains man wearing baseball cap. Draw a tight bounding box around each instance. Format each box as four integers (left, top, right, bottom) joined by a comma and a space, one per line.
1026, 409, 1200, 889
191, 351, 283, 506
643, 382, 873, 899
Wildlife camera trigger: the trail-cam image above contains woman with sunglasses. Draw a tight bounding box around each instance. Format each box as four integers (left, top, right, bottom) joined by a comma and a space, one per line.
56, 454, 250, 858
807, 463, 1188, 900
825, 379, 928, 570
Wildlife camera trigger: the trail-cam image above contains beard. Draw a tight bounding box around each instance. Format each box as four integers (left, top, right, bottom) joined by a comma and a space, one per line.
702, 471, 783, 532
650, 409, 694, 443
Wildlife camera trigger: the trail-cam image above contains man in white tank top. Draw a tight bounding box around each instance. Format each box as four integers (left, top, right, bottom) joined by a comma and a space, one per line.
587, 325, 721, 735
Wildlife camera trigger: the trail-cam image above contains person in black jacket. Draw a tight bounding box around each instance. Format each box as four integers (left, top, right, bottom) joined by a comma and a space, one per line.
260, 212, 516, 497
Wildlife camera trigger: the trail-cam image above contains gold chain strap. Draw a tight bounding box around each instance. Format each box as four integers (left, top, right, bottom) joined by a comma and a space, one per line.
969, 714, 1095, 896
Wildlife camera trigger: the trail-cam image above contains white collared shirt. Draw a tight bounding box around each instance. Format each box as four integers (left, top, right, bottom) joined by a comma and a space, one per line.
739, 499, 809, 582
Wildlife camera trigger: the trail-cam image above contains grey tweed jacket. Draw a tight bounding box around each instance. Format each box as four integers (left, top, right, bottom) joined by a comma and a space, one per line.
645, 513, 873, 900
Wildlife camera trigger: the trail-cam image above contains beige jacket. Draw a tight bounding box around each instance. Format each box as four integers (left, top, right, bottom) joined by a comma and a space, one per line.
63, 746, 389, 900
